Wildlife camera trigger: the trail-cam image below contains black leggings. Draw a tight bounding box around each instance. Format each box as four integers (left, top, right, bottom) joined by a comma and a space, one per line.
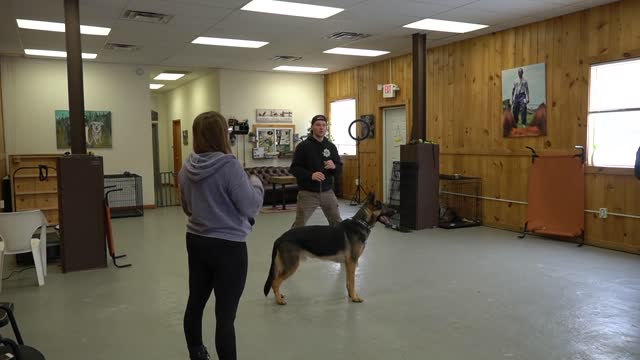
184, 233, 248, 360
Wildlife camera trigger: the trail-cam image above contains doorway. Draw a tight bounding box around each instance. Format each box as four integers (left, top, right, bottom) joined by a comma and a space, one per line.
382, 107, 406, 203
172, 119, 182, 187
152, 123, 160, 206
172, 120, 182, 181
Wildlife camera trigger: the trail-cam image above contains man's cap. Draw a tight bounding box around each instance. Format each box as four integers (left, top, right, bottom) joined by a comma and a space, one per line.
311, 114, 327, 124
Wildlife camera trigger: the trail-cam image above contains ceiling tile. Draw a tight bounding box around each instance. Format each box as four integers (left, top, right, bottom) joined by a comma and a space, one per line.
0, 0, 622, 72
462, 0, 564, 15
432, 7, 515, 25
18, 29, 106, 53
331, 0, 453, 26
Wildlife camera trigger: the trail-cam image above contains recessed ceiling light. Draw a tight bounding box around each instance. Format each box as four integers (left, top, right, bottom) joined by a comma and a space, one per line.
17, 19, 111, 35
154, 73, 185, 81
273, 65, 327, 73
192, 36, 268, 48
403, 18, 488, 33
150, 84, 165, 90
323, 47, 390, 57
241, 0, 343, 19
24, 49, 97, 59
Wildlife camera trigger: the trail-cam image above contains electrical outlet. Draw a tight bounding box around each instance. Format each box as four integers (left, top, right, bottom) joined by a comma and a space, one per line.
599, 208, 608, 219
355, 178, 360, 186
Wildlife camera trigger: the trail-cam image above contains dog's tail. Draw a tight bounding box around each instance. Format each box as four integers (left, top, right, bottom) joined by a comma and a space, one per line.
263, 240, 278, 296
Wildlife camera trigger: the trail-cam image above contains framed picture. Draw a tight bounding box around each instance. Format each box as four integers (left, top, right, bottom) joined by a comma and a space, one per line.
501, 63, 547, 137
253, 124, 295, 159
256, 108, 293, 123
55, 110, 112, 148
256, 128, 276, 155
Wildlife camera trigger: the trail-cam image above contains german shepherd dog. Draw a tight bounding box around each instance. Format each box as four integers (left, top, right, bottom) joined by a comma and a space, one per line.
263, 192, 395, 305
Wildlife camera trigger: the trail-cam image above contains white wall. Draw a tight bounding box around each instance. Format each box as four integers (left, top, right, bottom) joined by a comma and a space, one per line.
157, 71, 220, 172
150, 94, 161, 115
150, 93, 169, 174
219, 69, 324, 168
1, 57, 155, 205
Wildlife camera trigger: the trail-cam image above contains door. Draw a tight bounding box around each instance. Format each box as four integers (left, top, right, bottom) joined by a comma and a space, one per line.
172, 120, 182, 185
383, 107, 406, 203
152, 123, 160, 205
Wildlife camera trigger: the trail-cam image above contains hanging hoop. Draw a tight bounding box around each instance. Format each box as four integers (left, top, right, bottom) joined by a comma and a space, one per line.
348, 119, 370, 141
348, 119, 370, 205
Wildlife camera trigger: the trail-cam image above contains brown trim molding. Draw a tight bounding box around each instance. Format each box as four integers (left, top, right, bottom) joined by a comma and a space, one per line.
585, 166, 634, 176
439, 149, 582, 157
587, 48, 640, 65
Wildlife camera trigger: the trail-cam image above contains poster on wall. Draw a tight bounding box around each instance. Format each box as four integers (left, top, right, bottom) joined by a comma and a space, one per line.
501, 63, 547, 137
55, 110, 112, 148
256, 128, 276, 154
254, 126, 295, 158
275, 128, 292, 153
256, 108, 293, 123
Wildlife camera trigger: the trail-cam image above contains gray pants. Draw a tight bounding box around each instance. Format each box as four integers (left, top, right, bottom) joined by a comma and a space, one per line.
291, 190, 342, 228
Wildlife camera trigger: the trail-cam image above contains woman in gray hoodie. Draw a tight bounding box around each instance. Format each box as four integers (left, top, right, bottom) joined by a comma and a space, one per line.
178, 111, 264, 360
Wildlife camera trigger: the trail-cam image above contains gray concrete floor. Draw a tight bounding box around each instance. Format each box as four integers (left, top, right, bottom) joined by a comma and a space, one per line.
0, 201, 638, 360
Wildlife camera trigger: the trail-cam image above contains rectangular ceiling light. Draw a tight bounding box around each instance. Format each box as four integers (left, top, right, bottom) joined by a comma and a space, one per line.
403, 18, 488, 33
24, 49, 97, 59
323, 47, 390, 57
150, 84, 165, 90
273, 65, 327, 73
192, 36, 268, 48
241, 0, 343, 19
154, 73, 185, 81
17, 19, 111, 35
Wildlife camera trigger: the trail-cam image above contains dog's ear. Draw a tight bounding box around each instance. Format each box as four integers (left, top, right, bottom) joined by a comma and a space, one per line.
367, 192, 376, 204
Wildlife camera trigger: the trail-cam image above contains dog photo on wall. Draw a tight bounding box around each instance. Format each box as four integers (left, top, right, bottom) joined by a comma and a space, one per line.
501, 63, 547, 138
55, 110, 113, 148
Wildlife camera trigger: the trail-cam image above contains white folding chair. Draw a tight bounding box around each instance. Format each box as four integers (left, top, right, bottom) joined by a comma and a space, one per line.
0, 210, 48, 292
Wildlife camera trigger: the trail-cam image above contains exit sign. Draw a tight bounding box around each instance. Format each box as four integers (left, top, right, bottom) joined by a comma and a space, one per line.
383, 83, 397, 98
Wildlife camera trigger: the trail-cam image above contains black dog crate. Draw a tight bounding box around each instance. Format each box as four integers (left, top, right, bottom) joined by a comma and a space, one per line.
439, 174, 482, 229
104, 173, 144, 218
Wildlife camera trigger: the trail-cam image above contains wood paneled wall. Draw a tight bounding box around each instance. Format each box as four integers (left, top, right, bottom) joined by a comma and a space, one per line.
428, 0, 640, 254
325, 54, 412, 199
326, 0, 640, 254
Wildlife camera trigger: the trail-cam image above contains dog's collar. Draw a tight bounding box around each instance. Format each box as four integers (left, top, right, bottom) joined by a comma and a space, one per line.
352, 218, 372, 230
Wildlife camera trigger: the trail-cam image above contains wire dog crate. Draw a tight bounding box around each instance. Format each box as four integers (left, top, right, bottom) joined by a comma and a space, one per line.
388, 161, 401, 209
439, 174, 482, 229
386, 161, 406, 230
104, 173, 144, 218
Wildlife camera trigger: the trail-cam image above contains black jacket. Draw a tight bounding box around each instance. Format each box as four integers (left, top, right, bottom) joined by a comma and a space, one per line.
290, 137, 342, 192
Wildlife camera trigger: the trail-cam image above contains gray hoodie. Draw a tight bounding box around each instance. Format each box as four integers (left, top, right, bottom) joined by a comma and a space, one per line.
178, 152, 264, 242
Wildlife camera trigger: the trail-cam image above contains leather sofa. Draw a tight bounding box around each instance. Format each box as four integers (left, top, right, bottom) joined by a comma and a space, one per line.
244, 166, 298, 206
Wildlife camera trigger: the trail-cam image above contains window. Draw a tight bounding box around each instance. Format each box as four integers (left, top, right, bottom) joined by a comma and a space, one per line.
329, 99, 357, 155
588, 58, 640, 168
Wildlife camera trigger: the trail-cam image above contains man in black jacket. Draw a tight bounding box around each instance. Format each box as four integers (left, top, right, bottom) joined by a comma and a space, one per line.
290, 114, 343, 228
